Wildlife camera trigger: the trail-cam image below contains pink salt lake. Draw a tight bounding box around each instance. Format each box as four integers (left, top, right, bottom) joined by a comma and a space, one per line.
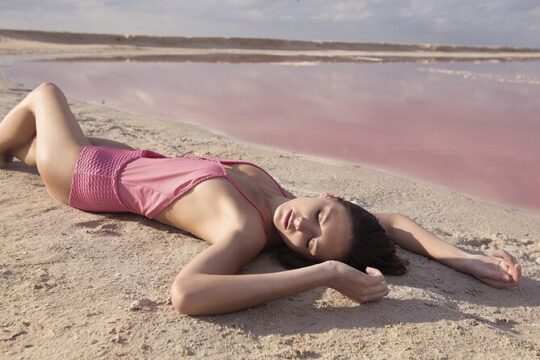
3, 60, 540, 217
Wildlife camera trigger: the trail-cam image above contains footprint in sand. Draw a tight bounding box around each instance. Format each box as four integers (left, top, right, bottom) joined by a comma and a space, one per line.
74, 220, 123, 236
32, 268, 58, 291
459, 237, 492, 248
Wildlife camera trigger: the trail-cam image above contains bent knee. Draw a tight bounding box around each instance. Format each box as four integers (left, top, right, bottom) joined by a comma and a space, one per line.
32, 82, 63, 99
37, 81, 60, 90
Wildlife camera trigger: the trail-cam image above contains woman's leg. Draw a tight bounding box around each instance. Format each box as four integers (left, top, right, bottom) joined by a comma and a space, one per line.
0, 92, 37, 167
0, 82, 90, 204
3, 135, 134, 168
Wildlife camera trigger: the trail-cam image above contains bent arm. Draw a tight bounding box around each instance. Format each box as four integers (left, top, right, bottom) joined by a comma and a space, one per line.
173, 260, 330, 315
374, 212, 521, 287
172, 238, 330, 315
172, 237, 388, 315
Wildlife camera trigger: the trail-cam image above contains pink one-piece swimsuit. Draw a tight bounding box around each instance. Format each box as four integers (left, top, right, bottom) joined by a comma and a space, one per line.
68, 145, 290, 234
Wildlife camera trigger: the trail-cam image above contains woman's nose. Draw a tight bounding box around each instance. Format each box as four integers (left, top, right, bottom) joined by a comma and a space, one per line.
294, 216, 311, 232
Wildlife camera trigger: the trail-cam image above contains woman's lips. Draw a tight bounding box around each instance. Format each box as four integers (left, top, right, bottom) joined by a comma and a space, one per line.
284, 209, 292, 230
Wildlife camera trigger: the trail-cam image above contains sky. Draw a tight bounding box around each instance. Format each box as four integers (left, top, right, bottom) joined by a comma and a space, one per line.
1, 0, 539, 48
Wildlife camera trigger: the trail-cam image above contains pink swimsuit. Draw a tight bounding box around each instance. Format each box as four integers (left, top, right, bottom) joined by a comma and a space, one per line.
68, 145, 289, 231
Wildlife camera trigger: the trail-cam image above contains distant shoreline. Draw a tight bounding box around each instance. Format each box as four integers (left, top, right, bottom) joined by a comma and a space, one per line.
1, 28, 539, 52
2, 28, 540, 64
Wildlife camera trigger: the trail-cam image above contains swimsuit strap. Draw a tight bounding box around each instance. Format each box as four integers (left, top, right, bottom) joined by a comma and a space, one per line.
196, 156, 290, 238
218, 159, 291, 198
223, 172, 269, 236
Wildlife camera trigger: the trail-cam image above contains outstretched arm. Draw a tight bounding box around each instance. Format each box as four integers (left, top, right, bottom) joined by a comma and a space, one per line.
374, 212, 521, 288
171, 236, 388, 315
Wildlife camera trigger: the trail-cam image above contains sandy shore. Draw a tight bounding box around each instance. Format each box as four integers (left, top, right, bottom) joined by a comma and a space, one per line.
2, 28, 540, 63
1, 32, 540, 359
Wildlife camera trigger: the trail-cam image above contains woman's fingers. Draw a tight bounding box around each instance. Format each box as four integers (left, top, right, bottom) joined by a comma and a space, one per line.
352, 268, 389, 303
480, 262, 521, 288
491, 250, 522, 282
357, 285, 389, 303
365, 267, 385, 280
367, 282, 388, 293
364, 289, 390, 302
365, 266, 383, 277
509, 259, 522, 283
497, 262, 512, 281
493, 250, 516, 266
495, 250, 523, 283
362, 281, 389, 302
512, 263, 522, 284
479, 258, 508, 281
364, 267, 387, 287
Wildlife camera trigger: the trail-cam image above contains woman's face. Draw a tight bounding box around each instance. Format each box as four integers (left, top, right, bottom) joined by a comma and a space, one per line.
273, 196, 353, 261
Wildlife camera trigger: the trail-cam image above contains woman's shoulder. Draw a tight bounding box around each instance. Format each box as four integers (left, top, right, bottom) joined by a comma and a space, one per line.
211, 224, 268, 257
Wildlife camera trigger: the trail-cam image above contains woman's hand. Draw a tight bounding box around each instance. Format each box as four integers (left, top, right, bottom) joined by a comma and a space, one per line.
467, 250, 522, 288
326, 261, 389, 303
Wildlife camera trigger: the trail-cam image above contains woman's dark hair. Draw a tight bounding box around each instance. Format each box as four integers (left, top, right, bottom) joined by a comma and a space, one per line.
274, 199, 407, 275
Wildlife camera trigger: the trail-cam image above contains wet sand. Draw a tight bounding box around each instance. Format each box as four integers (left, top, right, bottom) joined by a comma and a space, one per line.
1, 31, 539, 359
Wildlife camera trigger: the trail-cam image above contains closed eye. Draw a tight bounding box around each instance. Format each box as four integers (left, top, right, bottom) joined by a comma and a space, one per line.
307, 237, 318, 257
305, 210, 322, 252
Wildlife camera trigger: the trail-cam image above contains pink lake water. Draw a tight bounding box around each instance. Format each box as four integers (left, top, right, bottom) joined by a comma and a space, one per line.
3, 60, 540, 216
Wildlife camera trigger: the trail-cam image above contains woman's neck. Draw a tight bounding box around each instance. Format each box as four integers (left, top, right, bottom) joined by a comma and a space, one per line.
262, 192, 294, 247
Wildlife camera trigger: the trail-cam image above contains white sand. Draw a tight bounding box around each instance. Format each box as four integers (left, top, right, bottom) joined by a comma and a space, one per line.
1, 33, 539, 359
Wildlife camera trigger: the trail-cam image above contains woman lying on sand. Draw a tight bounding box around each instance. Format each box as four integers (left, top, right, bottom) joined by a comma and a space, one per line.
0, 83, 522, 315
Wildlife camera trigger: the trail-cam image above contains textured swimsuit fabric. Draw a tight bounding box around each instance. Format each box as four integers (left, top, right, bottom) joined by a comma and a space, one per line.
68, 146, 289, 228
67, 145, 165, 214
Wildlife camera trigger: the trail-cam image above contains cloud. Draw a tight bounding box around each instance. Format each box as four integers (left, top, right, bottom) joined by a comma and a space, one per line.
0, 0, 539, 47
